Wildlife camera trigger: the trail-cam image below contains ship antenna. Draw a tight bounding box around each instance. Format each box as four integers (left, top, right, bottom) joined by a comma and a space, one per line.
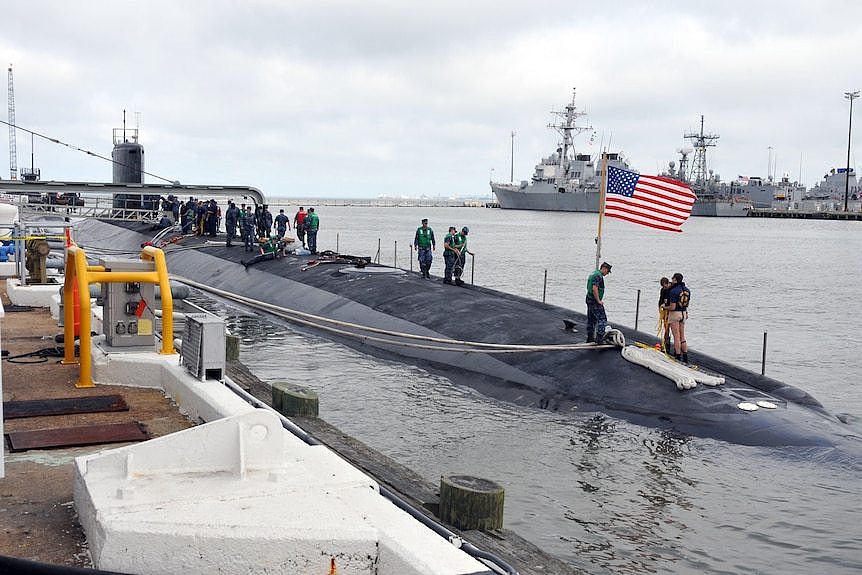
684, 115, 719, 191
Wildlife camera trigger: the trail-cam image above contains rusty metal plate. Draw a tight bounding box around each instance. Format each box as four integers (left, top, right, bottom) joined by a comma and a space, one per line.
3, 395, 129, 419
6, 422, 148, 452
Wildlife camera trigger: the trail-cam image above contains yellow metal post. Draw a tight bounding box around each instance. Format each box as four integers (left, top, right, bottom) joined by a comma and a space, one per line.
62, 245, 176, 388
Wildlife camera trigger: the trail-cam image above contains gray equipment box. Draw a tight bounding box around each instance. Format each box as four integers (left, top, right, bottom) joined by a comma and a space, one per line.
181, 314, 226, 381
101, 258, 156, 348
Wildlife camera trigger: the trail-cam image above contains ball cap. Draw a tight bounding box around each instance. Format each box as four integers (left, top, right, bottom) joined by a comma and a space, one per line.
421, 218, 428, 223
461, 226, 469, 234
600, 261, 612, 272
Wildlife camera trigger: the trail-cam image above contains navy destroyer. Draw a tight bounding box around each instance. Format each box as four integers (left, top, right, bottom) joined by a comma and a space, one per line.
491, 95, 806, 216
490, 90, 630, 212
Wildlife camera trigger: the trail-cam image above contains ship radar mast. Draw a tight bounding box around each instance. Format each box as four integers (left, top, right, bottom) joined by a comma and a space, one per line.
549, 88, 593, 184
684, 115, 719, 191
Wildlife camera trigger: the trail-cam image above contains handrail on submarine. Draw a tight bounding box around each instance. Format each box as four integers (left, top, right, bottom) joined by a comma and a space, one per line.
63, 244, 175, 388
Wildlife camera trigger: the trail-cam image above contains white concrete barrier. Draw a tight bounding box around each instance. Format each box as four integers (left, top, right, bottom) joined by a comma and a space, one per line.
79, 334, 491, 574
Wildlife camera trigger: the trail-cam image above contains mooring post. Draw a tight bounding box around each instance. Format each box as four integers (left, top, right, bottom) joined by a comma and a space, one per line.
439, 474, 504, 532
761, 331, 768, 375
272, 381, 319, 418
635, 289, 641, 331
542, 269, 548, 304
225, 333, 240, 361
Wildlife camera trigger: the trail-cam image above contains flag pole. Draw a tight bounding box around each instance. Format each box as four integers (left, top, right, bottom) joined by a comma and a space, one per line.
595, 152, 608, 270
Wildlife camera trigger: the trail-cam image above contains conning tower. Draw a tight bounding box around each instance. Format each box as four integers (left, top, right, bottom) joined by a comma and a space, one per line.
112, 111, 144, 184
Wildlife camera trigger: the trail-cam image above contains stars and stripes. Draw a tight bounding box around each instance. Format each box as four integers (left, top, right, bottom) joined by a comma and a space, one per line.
605, 166, 696, 232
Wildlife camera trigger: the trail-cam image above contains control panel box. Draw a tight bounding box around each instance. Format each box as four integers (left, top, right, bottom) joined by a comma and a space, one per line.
100, 258, 156, 348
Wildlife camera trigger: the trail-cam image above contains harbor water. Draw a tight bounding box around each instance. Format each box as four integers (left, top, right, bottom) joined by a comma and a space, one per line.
191, 206, 861, 575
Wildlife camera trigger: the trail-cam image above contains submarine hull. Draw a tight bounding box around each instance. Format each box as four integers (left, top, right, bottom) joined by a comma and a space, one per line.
75, 218, 861, 451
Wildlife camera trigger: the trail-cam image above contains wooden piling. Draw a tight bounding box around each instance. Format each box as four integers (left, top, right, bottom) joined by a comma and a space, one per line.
271, 381, 319, 418
439, 474, 504, 531
225, 333, 240, 361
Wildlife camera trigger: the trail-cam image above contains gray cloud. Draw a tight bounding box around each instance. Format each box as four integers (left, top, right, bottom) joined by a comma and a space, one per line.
3, 0, 862, 197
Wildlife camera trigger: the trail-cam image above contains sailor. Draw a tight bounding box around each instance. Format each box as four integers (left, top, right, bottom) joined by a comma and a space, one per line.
254, 204, 264, 238
261, 205, 274, 238
414, 218, 436, 279
658, 276, 672, 352
242, 206, 257, 252
294, 206, 307, 248
180, 197, 194, 234
442, 226, 458, 284
274, 209, 290, 240
585, 262, 612, 343
241, 235, 280, 270
224, 200, 239, 247
305, 207, 320, 254
238, 203, 247, 243
195, 200, 207, 236
206, 199, 219, 237
452, 227, 471, 286
666, 272, 691, 363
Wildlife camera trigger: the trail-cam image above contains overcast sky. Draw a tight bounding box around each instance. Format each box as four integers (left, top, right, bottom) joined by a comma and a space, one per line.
3, 1, 862, 199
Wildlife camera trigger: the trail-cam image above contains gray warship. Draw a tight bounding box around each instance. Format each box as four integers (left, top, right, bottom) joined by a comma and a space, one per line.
490, 90, 630, 212
666, 116, 809, 216
491, 96, 806, 216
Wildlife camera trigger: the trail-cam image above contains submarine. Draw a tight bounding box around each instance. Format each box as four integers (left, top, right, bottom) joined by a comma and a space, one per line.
74, 217, 861, 453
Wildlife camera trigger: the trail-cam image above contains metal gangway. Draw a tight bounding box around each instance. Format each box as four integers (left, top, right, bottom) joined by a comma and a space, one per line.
0, 180, 266, 223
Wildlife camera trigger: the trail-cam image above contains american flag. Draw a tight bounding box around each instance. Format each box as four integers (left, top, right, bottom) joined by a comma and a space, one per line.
605, 166, 696, 232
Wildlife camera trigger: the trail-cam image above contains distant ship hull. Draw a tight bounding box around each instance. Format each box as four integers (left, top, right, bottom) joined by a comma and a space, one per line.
491, 182, 600, 212
690, 198, 752, 217
492, 183, 753, 217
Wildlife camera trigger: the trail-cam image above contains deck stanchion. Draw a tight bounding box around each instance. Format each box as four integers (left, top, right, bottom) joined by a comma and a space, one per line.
542, 269, 548, 304
471, 254, 475, 286
394, 240, 398, 268
635, 289, 641, 331
336, 233, 339, 254
761, 332, 768, 375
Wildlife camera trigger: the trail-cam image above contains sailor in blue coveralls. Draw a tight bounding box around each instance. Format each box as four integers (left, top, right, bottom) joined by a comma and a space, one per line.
442, 226, 458, 284
242, 206, 257, 252
414, 218, 436, 278
585, 262, 612, 343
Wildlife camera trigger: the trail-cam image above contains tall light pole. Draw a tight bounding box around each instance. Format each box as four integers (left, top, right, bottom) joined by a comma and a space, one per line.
844, 91, 859, 212
510, 131, 516, 183
767, 146, 773, 181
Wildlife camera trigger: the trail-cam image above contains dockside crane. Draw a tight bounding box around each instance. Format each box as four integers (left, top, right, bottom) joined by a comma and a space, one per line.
7, 64, 17, 180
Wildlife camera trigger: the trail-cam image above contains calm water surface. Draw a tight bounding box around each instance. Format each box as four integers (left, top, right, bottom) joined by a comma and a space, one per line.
192, 206, 861, 575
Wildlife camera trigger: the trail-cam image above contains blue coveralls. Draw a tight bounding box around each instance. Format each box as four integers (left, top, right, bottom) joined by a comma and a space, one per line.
585, 270, 608, 342
242, 212, 257, 252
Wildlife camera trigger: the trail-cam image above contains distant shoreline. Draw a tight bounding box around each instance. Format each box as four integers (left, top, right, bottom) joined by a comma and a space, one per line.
266, 197, 493, 207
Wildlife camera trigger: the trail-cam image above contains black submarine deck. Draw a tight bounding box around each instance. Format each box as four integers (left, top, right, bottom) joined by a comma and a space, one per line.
75, 218, 860, 451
